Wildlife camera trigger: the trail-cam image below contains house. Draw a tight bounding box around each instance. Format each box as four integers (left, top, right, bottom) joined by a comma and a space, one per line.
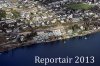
72, 18, 81, 22
80, 26, 84, 30
52, 29, 62, 36
20, 11, 30, 19
67, 29, 73, 35
6, 29, 12, 33
37, 31, 45, 36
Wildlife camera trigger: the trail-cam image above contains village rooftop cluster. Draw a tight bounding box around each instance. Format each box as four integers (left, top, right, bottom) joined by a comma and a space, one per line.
0, 0, 100, 52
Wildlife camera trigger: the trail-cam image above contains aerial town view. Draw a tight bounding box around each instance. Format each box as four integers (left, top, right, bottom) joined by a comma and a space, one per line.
0, 0, 100, 52
0, 0, 100, 66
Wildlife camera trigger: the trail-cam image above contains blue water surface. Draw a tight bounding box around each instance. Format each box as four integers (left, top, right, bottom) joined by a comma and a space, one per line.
0, 32, 100, 66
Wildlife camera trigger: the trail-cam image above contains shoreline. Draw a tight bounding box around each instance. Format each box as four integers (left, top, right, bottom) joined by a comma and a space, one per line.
0, 28, 100, 53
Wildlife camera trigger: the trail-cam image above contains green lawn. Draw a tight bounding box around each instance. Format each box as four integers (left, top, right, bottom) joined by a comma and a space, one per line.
66, 3, 93, 10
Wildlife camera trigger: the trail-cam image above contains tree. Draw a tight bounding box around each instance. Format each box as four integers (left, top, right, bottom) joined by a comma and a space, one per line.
11, 9, 20, 19
0, 9, 6, 21
91, 5, 100, 12
71, 24, 80, 31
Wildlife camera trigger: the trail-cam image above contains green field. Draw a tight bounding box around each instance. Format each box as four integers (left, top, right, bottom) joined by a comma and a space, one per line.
66, 3, 93, 10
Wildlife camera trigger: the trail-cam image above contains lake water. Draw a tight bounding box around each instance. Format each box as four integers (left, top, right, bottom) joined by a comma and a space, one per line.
0, 32, 100, 66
